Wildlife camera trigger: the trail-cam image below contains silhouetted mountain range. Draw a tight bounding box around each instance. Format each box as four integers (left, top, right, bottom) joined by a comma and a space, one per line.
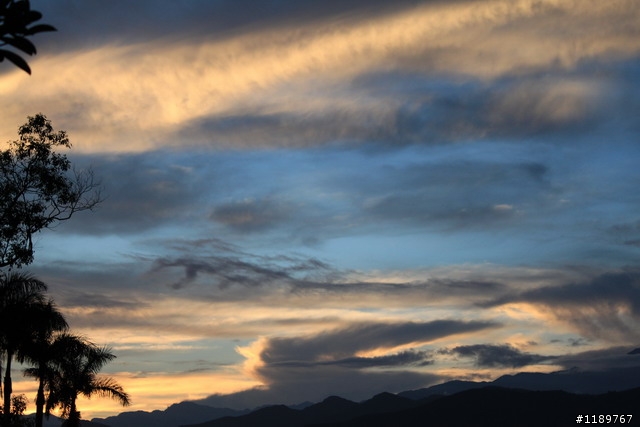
91, 402, 248, 427
25, 414, 109, 427
182, 392, 424, 427
397, 379, 489, 399
89, 366, 640, 427
183, 387, 640, 427
399, 365, 640, 399
315, 387, 640, 427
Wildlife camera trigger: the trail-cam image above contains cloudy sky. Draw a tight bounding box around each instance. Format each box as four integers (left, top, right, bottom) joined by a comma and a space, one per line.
2, 0, 640, 419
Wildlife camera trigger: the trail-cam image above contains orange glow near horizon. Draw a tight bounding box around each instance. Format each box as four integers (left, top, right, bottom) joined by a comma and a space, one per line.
12, 369, 262, 421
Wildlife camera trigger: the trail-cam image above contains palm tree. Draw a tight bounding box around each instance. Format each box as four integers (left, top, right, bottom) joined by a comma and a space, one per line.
44, 334, 130, 427
20, 302, 68, 427
0, 271, 54, 425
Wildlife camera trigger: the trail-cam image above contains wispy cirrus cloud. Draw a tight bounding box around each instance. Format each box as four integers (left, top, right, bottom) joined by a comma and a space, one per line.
3, 0, 638, 152
197, 319, 495, 407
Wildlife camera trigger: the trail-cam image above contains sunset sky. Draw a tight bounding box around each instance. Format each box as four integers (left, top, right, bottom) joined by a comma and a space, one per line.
2, 0, 640, 420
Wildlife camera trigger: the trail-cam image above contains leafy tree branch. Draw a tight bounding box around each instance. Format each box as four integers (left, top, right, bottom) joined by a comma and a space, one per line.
0, 114, 102, 269
0, 0, 56, 74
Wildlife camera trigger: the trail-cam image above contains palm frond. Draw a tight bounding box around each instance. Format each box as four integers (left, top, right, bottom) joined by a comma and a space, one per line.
87, 377, 131, 406
0, 271, 47, 303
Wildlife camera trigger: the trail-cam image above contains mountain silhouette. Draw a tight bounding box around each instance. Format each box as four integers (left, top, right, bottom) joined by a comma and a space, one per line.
92, 401, 248, 427
183, 387, 640, 427
398, 379, 489, 399
396, 366, 640, 400
491, 366, 640, 393
189, 404, 299, 427
183, 393, 422, 427
313, 386, 640, 427
89, 365, 640, 427
24, 415, 109, 427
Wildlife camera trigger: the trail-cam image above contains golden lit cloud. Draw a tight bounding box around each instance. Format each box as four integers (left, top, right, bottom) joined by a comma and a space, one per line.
236, 338, 269, 381
0, 0, 637, 152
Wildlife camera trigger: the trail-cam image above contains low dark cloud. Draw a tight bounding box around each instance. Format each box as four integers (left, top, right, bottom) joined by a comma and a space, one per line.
484, 271, 640, 343
324, 350, 434, 369
268, 350, 434, 369
553, 346, 640, 372
260, 321, 498, 364
446, 344, 554, 368
198, 368, 440, 410
485, 271, 640, 308
197, 319, 496, 408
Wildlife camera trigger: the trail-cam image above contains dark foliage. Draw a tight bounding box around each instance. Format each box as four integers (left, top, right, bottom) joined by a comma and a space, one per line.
0, 0, 55, 74
0, 114, 101, 268
44, 334, 130, 427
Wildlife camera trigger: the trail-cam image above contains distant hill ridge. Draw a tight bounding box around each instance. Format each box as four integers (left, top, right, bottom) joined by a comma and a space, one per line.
91, 366, 640, 427
184, 387, 640, 427
92, 401, 248, 427
183, 392, 425, 427
398, 365, 640, 400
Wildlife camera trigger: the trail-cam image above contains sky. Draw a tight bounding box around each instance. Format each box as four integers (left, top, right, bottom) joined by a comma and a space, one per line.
2, 0, 640, 420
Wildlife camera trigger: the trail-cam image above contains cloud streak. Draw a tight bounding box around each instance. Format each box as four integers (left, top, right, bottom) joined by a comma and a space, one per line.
446, 344, 555, 368
257, 320, 498, 364
2, 0, 639, 151
484, 271, 640, 343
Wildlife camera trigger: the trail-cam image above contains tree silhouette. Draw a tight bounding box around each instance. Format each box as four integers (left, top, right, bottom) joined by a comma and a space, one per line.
0, 0, 56, 74
0, 393, 31, 427
0, 113, 101, 269
0, 272, 65, 427
20, 303, 68, 427
44, 335, 130, 427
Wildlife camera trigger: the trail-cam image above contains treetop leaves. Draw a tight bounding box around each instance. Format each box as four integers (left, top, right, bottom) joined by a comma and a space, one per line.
0, 0, 56, 74
0, 47, 30, 73
0, 114, 101, 268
